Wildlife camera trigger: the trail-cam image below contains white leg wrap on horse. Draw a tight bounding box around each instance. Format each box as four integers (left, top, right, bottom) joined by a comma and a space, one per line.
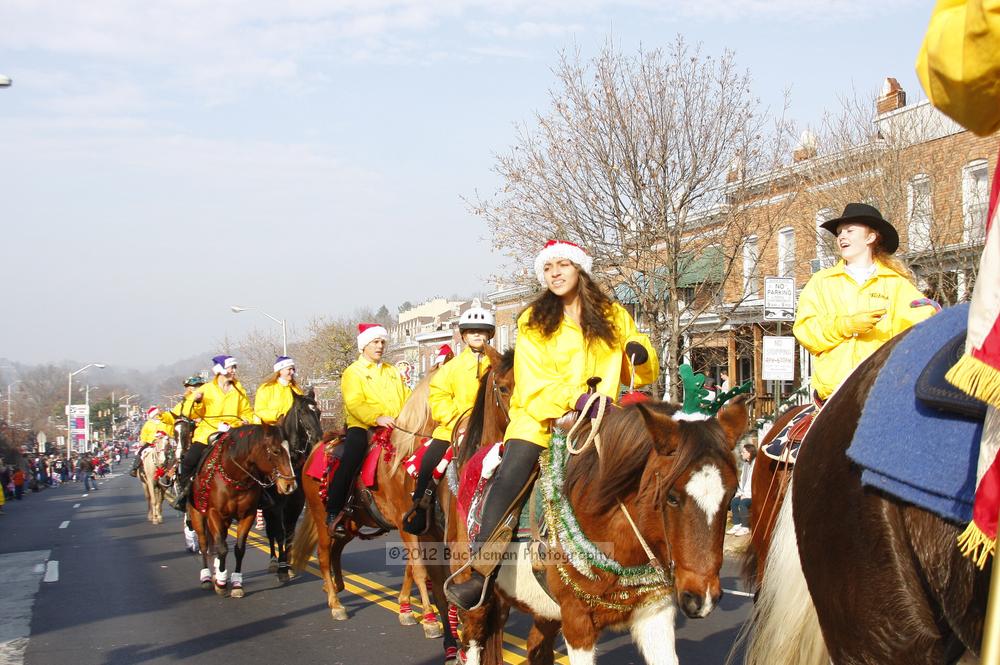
184, 526, 197, 549
630, 601, 679, 665
215, 568, 229, 586
199, 568, 211, 582
230, 572, 243, 587
565, 644, 596, 665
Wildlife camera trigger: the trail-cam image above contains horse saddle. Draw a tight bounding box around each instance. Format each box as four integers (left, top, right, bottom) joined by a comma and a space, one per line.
762, 403, 818, 463
915, 331, 988, 420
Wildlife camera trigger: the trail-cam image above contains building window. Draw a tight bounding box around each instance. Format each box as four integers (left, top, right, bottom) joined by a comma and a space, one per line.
963, 159, 989, 243
777, 228, 795, 278
908, 174, 933, 252
743, 235, 759, 298
815, 209, 838, 269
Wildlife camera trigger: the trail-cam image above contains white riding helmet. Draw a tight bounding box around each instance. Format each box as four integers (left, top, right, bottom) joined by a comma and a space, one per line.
458, 299, 495, 336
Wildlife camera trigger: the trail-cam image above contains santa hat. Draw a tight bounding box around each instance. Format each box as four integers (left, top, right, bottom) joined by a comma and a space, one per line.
273, 356, 295, 372
433, 344, 453, 366
212, 355, 237, 375
357, 323, 388, 352
534, 239, 593, 286
156, 430, 168, 438
146, 406, 159, 419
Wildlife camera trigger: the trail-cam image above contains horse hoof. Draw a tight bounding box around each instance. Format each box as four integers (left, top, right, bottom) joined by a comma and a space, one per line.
214, 584, 227, 596
398, 612, 418, 626
201, 580, 212, 590
277, 571, 290, 584
330, 607, 348, 621
422, 622, 443, 639
268, 558, 279, 574
230, 587, 244, 599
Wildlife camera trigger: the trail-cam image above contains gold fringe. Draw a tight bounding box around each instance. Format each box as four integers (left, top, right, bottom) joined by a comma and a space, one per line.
945, 354, 1000, 410
957, 521, 996, 570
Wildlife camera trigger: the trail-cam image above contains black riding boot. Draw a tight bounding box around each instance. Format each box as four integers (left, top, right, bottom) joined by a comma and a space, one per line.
446, 439, 541, 611
129, 446, 148, 477
171, 441, 207, 511
403, 439, 450, 536
170, 473, 192, 511
325, 427, 368, 536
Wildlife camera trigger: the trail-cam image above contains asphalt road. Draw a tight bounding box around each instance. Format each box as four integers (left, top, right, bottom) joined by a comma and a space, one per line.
0, 470, 753, 665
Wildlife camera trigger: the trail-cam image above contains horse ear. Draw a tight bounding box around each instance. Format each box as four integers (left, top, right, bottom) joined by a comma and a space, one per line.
635, 402, 679, 455
275, 414, 285, 427
307, 386, 316, 400
482, 343, 502, 367
715, 395, 749, 450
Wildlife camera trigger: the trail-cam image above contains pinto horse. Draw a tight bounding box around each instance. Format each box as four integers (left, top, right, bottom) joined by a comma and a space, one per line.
187, 424, 297, 598
138, 437, 171, 524
454, 397, 748, 665
260, 389, 324, 581
744, 328, 990, 665
290, 368, 461, 662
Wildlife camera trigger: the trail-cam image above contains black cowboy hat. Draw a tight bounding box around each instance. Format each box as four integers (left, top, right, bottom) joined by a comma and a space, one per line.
820, 202, 899, 254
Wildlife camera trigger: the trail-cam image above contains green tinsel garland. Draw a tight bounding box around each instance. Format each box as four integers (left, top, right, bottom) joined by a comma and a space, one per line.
540, 430, 668, 588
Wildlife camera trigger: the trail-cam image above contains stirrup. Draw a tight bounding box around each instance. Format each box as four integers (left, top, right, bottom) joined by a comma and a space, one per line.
444, 563, 492, 611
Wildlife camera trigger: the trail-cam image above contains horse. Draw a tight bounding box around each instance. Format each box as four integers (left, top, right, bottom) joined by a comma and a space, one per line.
453, 394, 749, 665
289, 366, 462, 662
260, 389, 324, 581
138, 436, 171, 525
187, 424, 297, 598
170, 415, 201, 552
744, 325, 990, 665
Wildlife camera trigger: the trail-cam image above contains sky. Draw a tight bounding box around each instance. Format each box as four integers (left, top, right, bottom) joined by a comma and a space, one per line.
0, 0, 935, 369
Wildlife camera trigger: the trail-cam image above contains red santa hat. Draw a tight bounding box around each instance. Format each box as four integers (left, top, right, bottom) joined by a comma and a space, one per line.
146, 406, 159, 419
534, 239, 593, 286
433, 344, 454, 366
357, 323, 389, 352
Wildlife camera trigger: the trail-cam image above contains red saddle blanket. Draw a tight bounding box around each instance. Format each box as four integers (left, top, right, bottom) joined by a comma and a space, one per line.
304, 427, 394, 490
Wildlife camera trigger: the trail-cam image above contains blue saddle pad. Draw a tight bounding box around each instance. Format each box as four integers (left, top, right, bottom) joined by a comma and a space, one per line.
846, 303, 983, 525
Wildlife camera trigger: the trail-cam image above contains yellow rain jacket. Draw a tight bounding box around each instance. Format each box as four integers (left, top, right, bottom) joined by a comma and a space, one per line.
254, 381, 304, 425
139, 413, 175, 443
794, 260, 937, 400
192, 378, 254, 444
169, 392, 201, 420
342, 355, 411, 429
917, 0, 1000, 136
505, 303, 659, 448
429, 347, 491, 442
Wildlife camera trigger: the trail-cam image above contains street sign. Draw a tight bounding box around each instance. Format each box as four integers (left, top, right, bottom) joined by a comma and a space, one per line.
762, 336, 796, 381
37, 432, 47, 453
764, 276, 796, 321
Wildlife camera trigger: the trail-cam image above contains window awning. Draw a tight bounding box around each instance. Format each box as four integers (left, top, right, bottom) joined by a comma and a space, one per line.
677, 246, 725, 287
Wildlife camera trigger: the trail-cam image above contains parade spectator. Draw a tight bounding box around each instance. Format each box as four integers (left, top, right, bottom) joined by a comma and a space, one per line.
12, 467, 25, 500
0, 464, 11, 499
720, 370, 731, 392
80, 455, 98, 492
727, 441, 757, 537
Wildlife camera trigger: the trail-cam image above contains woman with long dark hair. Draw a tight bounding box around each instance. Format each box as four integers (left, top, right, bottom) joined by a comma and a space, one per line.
446, 239, 660, 611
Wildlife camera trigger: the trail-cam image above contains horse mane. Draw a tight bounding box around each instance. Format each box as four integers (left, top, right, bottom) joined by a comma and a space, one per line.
389, 369, 437, 473
225, 424, 273, 461
457, 348, 515, 469
564, 402, 736, 515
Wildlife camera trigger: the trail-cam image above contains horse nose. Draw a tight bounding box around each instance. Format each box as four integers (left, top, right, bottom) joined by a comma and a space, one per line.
680, 590, 704, 618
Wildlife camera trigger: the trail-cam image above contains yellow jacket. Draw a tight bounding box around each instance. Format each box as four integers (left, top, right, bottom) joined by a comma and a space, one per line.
793, 260, 936, 399
429, 347, 491, 442
169, 392, 201, 420
505, 302, 659, 448
254, 380, 304, 425
192, 378, 254, 444
342, 355, 411, 429
139, 413, 175, 443
917, 0, 1000, 136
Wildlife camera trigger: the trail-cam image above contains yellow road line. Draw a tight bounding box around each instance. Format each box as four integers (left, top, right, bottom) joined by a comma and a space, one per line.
233, 527, 569, 664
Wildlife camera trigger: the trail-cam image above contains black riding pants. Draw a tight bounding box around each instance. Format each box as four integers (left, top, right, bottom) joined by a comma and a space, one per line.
413, 438, 451, 501
180, 442, 209, 480
324, 427, 369, 517
473, 439, 542, 546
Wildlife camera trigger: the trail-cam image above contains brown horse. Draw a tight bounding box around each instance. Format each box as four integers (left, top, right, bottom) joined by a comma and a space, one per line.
744, 328, 990, 665
744, 403, 809, 586
289, 368, 461, 662
187, 424, 297, 598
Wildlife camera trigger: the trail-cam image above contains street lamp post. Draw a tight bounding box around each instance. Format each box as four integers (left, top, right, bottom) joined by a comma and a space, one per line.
230, 305, 287, 355
6, 380, 20, 423
0, 75, 11, 88
67, 363, 105, 458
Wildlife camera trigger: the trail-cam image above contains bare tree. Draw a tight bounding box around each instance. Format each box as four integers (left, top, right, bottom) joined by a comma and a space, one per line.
473, 37, 792, 398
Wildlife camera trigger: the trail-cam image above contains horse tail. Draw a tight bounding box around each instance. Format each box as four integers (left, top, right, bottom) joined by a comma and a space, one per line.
740, 478, 829, 665
478, 599, 509, 665
290, 502, 318, 575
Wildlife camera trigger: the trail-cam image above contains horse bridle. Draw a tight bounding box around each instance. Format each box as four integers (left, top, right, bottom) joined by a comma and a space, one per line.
227, 441, 296, 489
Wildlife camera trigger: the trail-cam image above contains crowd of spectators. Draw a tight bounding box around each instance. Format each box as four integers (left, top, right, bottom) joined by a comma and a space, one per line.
0, 443, 130, 515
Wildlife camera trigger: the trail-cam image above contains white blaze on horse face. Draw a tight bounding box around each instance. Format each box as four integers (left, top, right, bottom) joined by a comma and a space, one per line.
630, 601, 679, 665
684, 464, 725, 526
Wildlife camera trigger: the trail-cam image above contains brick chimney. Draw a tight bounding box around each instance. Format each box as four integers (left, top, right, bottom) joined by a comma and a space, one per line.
792, 130, 817, 162
877, 77, 906, 114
